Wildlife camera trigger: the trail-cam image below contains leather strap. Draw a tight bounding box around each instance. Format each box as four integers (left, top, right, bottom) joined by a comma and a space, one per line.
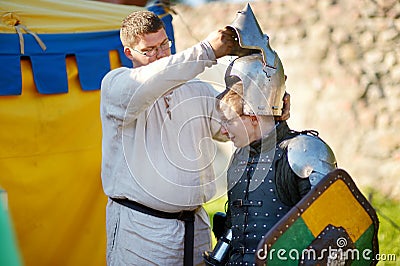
111, 198, 195, 265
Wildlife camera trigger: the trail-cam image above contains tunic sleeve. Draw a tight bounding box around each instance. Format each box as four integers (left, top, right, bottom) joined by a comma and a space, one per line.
101, 41, 217, 122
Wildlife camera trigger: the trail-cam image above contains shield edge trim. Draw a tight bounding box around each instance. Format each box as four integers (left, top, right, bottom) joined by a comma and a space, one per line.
255, 168, 379, 265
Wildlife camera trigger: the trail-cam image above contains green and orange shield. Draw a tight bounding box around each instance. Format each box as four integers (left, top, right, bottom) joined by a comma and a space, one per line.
255, 169, 379, 265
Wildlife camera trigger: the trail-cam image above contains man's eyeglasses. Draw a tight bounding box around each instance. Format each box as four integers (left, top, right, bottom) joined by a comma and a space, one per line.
132, 40, 172, 57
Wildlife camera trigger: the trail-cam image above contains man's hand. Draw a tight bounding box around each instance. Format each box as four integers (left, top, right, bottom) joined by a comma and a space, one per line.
206, 27, 235, 59
276, 92, 291, 121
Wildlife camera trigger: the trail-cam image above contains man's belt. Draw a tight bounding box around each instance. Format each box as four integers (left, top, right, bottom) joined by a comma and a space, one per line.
110, 197, 195, 266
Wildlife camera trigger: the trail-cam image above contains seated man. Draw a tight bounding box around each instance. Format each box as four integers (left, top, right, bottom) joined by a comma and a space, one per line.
204, 52, 337, 265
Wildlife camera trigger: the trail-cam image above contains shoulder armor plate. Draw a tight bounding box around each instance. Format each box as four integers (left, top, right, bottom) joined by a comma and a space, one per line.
286, 134, 337, 187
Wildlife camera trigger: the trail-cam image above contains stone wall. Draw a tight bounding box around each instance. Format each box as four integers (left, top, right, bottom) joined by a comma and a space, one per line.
171, 0, 400, 199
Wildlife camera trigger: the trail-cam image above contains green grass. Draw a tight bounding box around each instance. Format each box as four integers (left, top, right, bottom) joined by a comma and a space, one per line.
365, 189, 400, 265
203, 189, 400, 264
203, 195, 228, 246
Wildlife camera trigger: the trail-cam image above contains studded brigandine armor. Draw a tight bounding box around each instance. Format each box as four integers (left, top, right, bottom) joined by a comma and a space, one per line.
223, 122, 336, 265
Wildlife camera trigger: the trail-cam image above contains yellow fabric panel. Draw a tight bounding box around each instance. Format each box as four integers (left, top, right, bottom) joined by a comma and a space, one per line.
0, 0, 144, 33
0, 52, 122, 265
301, 179, 372, 243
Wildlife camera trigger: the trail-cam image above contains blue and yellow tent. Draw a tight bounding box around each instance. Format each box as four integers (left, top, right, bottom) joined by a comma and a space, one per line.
0, 0, 174, 265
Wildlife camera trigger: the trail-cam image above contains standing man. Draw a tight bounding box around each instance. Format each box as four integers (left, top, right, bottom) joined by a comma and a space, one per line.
100, 10, 234, 265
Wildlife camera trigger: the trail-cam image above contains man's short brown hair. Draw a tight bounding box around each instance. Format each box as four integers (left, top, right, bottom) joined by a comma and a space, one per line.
120, 10, 165, 47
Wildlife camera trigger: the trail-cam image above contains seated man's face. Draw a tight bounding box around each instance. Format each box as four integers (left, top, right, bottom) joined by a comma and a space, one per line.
220, 107, 258, 148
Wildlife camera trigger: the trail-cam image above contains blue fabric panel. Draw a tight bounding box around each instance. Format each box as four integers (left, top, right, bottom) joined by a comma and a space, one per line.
0, 30, 128, 95
0, 31, 123, 55
75, 51, 110, 91
0, 55, 22, 96
148, 2, 176, 54
30, 54, 68, 94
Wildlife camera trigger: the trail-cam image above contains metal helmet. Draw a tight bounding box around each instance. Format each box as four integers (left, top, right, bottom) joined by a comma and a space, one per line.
227, 3, 277, 68
225, 53, 286, 116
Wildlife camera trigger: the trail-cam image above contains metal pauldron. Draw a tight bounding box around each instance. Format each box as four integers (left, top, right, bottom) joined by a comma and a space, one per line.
285, 133, 337, 187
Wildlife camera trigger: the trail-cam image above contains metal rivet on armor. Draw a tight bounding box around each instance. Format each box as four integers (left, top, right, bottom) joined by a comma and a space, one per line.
265, 213, 269, 216
278, 206, 282, 210
286, 225, 289, 228
269, 168, 273, 171
263, 225, 266, 228
253, 235, 256, 238
270, 188, 273, 192
280, 230, 283, 234
277, 214, 280, 217
255, 212, 258, 216
269, 179, 272, 183
272, 198, 276, 202
262, 168, 266, 170
254, 224, 257, 227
